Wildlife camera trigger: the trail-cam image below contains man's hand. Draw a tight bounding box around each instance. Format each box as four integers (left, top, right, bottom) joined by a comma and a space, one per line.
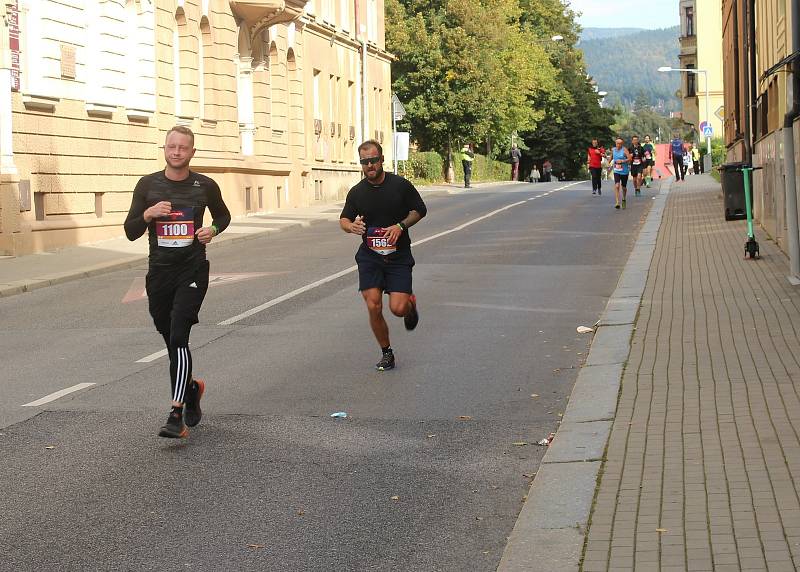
195, 226, 216, 244
143, 201, 172, 223
350, 215, 366, 235
382, 223, 403, 245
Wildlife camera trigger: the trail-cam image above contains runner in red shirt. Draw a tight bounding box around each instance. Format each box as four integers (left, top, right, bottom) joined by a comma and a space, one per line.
587, 138, 605, 196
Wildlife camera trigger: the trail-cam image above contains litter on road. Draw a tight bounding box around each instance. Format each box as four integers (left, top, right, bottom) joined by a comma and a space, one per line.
577, 325, 594, 334
330, 411, 348, 419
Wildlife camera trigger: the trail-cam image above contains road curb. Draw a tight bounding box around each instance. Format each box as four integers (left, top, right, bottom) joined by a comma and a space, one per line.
497, 180, 673, 571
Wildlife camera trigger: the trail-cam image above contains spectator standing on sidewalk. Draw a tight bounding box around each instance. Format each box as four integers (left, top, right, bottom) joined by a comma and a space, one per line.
460, 143, 474, 188
542, 159, 553, 182
692, 144, 701, 174
510, 143, 521, 181
587, 138, 605, 196
669, 133, 686, 182
530, 165, 540, 183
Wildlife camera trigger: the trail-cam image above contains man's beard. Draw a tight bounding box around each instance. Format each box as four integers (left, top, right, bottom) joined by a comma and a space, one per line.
366, 166, 384, 181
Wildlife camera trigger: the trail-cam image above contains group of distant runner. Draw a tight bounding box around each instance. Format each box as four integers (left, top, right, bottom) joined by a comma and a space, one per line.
587, 133, 701, 209
125, 127, 424, 439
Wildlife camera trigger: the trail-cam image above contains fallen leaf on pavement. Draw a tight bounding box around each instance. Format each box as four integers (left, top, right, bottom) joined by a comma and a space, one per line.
44, 446, 55, 450
458, 415, 472, 420
656, 528, 668, 533
246, 544, 265, 549
512, 442, 528, 446
530, 394, 539, 398
390, 495, 400, 501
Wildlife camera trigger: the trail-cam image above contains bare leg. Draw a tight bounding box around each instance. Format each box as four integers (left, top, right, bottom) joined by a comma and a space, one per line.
362, 288, 390, 348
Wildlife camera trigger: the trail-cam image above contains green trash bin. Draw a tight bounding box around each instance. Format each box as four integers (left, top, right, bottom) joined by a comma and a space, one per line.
719, 162, 747, 221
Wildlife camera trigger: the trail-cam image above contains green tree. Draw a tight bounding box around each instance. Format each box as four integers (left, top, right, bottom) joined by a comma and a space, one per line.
386, 0, 564, 176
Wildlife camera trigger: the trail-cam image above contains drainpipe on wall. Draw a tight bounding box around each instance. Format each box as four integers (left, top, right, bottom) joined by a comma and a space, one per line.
784, 1, 800, 284
355, 0, 367, 145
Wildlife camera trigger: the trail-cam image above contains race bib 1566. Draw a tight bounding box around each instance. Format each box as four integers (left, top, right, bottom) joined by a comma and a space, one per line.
156, 208, 195, 248
367, 226, 396, 255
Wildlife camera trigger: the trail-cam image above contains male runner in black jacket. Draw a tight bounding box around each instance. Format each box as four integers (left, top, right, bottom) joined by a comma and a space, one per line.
125, 126, 230, 438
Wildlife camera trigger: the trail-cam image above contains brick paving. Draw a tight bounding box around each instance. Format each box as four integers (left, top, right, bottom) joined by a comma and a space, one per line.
582, 175, 800, 571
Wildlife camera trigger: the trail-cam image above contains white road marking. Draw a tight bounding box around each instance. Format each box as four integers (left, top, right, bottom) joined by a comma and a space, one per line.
135, 181, 582, 358
22, 383, 96, 407
137, 349, 168, 363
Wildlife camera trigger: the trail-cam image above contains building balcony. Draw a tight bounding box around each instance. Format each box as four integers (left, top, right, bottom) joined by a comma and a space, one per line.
230, 0, 309, 34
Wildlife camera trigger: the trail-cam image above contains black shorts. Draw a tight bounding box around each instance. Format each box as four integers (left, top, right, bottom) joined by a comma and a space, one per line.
355, 245, 415, 294
146, 260, 210, 334
630, 164, 644, 176
613, 173, 629, 186
645, 159, 655, 167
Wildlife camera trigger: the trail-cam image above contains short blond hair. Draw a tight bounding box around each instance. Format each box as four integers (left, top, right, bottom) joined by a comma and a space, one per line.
166, 125, 195, 147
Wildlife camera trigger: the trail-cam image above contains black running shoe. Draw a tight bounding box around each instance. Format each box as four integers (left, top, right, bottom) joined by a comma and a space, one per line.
375, 351, 395, 371
404, 295, 419, 331
158, 407, 188, 438
184, 378, 205, 428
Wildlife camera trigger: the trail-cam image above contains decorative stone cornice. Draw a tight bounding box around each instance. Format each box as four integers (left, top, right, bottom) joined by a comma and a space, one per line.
229, 0, 308, 38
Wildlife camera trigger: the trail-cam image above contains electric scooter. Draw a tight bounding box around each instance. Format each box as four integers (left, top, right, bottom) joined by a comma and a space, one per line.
740, 164, 761, 259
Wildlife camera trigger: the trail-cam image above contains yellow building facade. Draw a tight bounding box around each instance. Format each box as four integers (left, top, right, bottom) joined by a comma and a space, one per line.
678, 0, 724, 140
722, 0, 798, 255
0, 0, 392, 255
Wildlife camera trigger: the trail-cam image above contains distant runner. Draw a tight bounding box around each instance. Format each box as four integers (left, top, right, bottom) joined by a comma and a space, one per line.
642, 135, 656, 187
124, 126, 230, 439
628, 135, 645, 197
587, 138, 605, 196
340, 140, 427, 371
611, 137, 631, 209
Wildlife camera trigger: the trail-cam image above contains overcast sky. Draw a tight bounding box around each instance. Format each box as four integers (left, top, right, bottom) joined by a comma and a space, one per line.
568, 0, 680, 30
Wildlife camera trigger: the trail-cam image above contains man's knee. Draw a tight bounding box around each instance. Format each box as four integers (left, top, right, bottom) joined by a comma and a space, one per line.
362, 291, 383, 315
389, 296, 409, 317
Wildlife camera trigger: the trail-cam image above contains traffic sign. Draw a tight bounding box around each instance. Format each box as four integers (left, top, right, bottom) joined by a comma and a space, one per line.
703, 125, 713, 138
714, 106, 725, 122
391, 93, 406, 121
699, 121, 708, 132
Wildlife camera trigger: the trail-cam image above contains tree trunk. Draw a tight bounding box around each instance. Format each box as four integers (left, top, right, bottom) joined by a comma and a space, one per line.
445, 136, 454, 183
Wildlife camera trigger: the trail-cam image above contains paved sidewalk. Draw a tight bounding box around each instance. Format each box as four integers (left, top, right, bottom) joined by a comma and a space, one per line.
582, 175, 800, 571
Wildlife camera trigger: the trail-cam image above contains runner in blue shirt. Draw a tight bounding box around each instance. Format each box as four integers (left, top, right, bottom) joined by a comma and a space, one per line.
611, 137, 632, 209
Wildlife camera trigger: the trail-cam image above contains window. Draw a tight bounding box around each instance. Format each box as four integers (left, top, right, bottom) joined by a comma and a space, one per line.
313, 69, 321, 119
685, 7, 694, 37
686, 65, 696, 97
199, 17, 213, 119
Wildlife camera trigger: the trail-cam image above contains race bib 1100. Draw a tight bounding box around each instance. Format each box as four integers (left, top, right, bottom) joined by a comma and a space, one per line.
156, 208, 195, 248
367, 226, 396, 255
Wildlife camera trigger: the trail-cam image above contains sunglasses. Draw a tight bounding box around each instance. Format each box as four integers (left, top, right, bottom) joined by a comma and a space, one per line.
359, 156, 382, 166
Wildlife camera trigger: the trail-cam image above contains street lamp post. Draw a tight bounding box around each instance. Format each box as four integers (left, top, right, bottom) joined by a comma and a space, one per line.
658, 66, 711, 169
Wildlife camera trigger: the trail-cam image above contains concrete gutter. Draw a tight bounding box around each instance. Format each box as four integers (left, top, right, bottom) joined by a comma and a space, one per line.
497, 180, 673, 571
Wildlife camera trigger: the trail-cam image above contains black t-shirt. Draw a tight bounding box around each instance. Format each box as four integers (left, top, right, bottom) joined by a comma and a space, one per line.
340, 172, 427, 252
642, 143, 655, 160
628, 144, 645, 166
124, 170, 231, 269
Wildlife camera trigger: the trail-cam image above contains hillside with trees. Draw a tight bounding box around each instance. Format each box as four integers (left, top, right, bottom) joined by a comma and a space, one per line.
579, 26, 681, 112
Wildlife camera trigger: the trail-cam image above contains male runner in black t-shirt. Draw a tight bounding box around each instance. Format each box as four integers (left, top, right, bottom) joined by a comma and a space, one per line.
340, 139, 427, 371
125, 126, 231, 438
628, 135, 646, 197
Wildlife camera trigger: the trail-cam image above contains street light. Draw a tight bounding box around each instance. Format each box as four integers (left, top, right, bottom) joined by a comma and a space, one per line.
658, 66, 711, 168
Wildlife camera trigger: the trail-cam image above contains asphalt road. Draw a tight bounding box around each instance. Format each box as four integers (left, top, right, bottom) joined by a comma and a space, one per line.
0, 179, 653, 571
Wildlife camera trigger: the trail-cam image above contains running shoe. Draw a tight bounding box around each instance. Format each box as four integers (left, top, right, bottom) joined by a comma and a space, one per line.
404, 295, 419, 331
158, 407, 188, 438
598, 189, 602, 196
592, 190, 596, 195
184, 378, 205, 427
376, 351, 395, 371
635, 190, 640, 196
622, 199, 627, 209
615, 202, 620, 209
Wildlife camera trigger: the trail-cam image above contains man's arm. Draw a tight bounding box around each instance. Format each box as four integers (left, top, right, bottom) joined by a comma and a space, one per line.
196, 180, 231, 244
124, 179, 150, 241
